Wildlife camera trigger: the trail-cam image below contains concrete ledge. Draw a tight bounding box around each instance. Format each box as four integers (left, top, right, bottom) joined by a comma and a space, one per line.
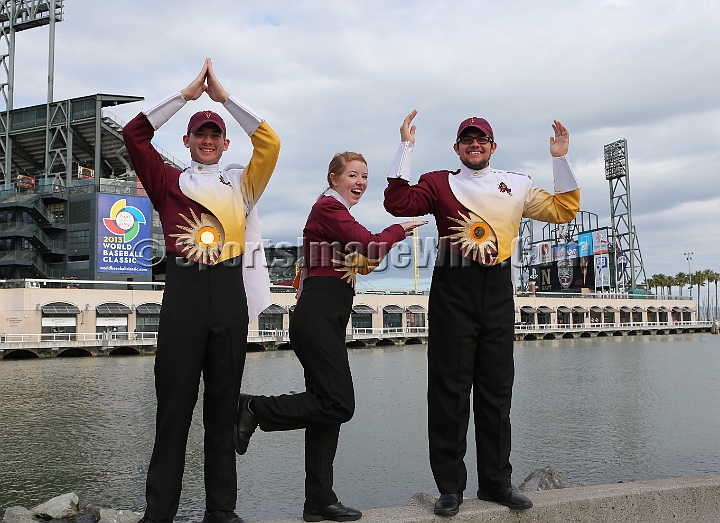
258, 474, 720, 523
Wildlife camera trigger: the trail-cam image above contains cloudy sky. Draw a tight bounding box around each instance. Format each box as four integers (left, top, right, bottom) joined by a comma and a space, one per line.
11, 0, 720, 291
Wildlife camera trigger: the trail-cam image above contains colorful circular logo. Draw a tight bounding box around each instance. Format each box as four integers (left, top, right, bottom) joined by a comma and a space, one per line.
103, 199, 146, 242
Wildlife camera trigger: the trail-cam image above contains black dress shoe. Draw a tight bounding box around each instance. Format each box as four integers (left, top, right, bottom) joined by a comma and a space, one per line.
201, 511, 245, 523
234, 394, 258, 455
302, 502, 362, 522
434, 493, 462, 517
477, 487, 533, 510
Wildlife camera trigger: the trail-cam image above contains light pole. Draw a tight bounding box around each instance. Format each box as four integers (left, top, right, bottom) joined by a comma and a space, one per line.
684, 252, 694, 315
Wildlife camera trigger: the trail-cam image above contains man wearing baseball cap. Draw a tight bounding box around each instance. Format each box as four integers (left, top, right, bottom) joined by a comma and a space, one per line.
384, 112, 580, 516
123, 58, 280, 523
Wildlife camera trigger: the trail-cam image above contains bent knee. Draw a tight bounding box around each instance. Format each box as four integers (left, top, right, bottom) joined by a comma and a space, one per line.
333, 394, 355, 424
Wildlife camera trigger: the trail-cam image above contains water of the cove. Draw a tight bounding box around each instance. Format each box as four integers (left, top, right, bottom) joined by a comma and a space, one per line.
1, 334, 719, 522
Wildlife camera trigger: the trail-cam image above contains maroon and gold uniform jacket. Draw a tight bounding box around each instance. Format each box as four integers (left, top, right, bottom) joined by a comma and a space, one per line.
302, 191, 406, 292
384, 142, 580, 266
123, 91, 280, 319
123, 92, 280, 265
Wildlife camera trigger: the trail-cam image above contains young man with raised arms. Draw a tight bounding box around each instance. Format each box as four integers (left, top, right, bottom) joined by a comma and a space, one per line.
123, 58, 280, 523
384, 112, 580, 516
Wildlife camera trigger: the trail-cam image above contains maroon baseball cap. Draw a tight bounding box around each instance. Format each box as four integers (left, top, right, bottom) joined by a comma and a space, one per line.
187, 110, 227, 135
456, 117, 493, 139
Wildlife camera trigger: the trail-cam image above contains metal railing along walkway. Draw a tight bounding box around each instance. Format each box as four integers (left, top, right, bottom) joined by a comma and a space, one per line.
515, 320, 713, 333
1, 332, 159, 344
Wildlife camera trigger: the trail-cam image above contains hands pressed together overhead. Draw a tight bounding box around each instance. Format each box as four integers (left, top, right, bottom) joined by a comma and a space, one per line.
180, 58, 231, 104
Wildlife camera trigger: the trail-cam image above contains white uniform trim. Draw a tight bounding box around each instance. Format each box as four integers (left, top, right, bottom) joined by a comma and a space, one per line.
387, 142, 414, 181
143, 91, 187, 130
323, 188, 351, 209
223, 95, 264, 136
552, 155, 581, 193
243, 206, 271, 322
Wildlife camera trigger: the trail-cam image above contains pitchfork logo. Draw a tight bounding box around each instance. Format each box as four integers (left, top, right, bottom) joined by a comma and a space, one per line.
103, 199, 147, 242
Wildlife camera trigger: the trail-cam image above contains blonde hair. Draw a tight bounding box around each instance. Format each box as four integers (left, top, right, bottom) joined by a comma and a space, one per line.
319, 151, 367, 199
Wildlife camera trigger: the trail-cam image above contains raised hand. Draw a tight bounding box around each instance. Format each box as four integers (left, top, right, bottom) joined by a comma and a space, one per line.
401, 110, 418, 144
550, 120, 569, 158
180, 59, 209, 101
206, 58, 231, 103
400, 220, 428, 237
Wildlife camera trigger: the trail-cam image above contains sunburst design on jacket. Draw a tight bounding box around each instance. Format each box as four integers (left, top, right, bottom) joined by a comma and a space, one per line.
333, 251, 383, 289
169, 208, 225, 265
447, 210, 498, 266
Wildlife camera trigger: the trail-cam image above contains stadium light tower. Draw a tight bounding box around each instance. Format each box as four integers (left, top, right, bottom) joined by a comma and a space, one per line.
0, 0, 64, 184
604, 138, 647, 292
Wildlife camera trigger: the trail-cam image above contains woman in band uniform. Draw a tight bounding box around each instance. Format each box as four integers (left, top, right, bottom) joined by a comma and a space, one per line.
235, 151, 424, 522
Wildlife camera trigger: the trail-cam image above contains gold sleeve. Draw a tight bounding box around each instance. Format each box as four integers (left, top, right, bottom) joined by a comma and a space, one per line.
242, 121, 281, 211
523, 188, 580, 224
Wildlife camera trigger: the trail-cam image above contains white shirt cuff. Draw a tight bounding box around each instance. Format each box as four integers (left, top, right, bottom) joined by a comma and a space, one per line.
223, 95, 264, 136
142, 91, 187, 131
552, 155, 581, 193
387, 142, 414, 181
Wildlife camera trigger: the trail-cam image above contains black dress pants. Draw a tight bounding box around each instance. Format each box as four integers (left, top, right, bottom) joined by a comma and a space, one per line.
251, 276, 355, 510
427, 254, 515, 495
145, 254, 248, 521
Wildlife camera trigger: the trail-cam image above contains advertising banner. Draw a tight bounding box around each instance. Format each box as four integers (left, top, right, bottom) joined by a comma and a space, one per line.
578, 256, 593, 288
538, 241, 552, 264
578, 232, 592, 257
552, 244, 567, 262
594, 253, 610, 288
556, 257, 573, 290
565, 241, 579, 259
526, 244, 538, 266
593, 230, 609, 255
97, 194, 152, 274
529, 255, 595, 292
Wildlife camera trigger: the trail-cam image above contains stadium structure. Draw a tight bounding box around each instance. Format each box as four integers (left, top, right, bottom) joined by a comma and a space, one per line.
516, 138, 648, 295
0, 0, 183, 281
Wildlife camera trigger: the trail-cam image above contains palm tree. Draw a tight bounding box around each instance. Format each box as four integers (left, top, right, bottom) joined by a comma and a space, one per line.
646, 275, 656, 295
693, 271, 706, 319
675, 272, 689, 297
663, 274, 674, 296
700, 269, 717, 320
648, 274, 666, 296
710, 270, 720, 320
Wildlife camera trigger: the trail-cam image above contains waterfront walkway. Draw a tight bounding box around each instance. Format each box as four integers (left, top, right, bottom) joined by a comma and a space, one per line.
255, 474, 720, 523
0, 321, 714, 358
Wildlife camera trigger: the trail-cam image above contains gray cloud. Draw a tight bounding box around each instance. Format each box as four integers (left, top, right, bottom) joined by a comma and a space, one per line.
9, 0, 718, 285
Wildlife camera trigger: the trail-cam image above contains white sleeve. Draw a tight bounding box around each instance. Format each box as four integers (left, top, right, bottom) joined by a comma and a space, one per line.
387, 142, 414, 181
142, 91, 187, 130
223, 95, 264, 136
552, 155, 581, 193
